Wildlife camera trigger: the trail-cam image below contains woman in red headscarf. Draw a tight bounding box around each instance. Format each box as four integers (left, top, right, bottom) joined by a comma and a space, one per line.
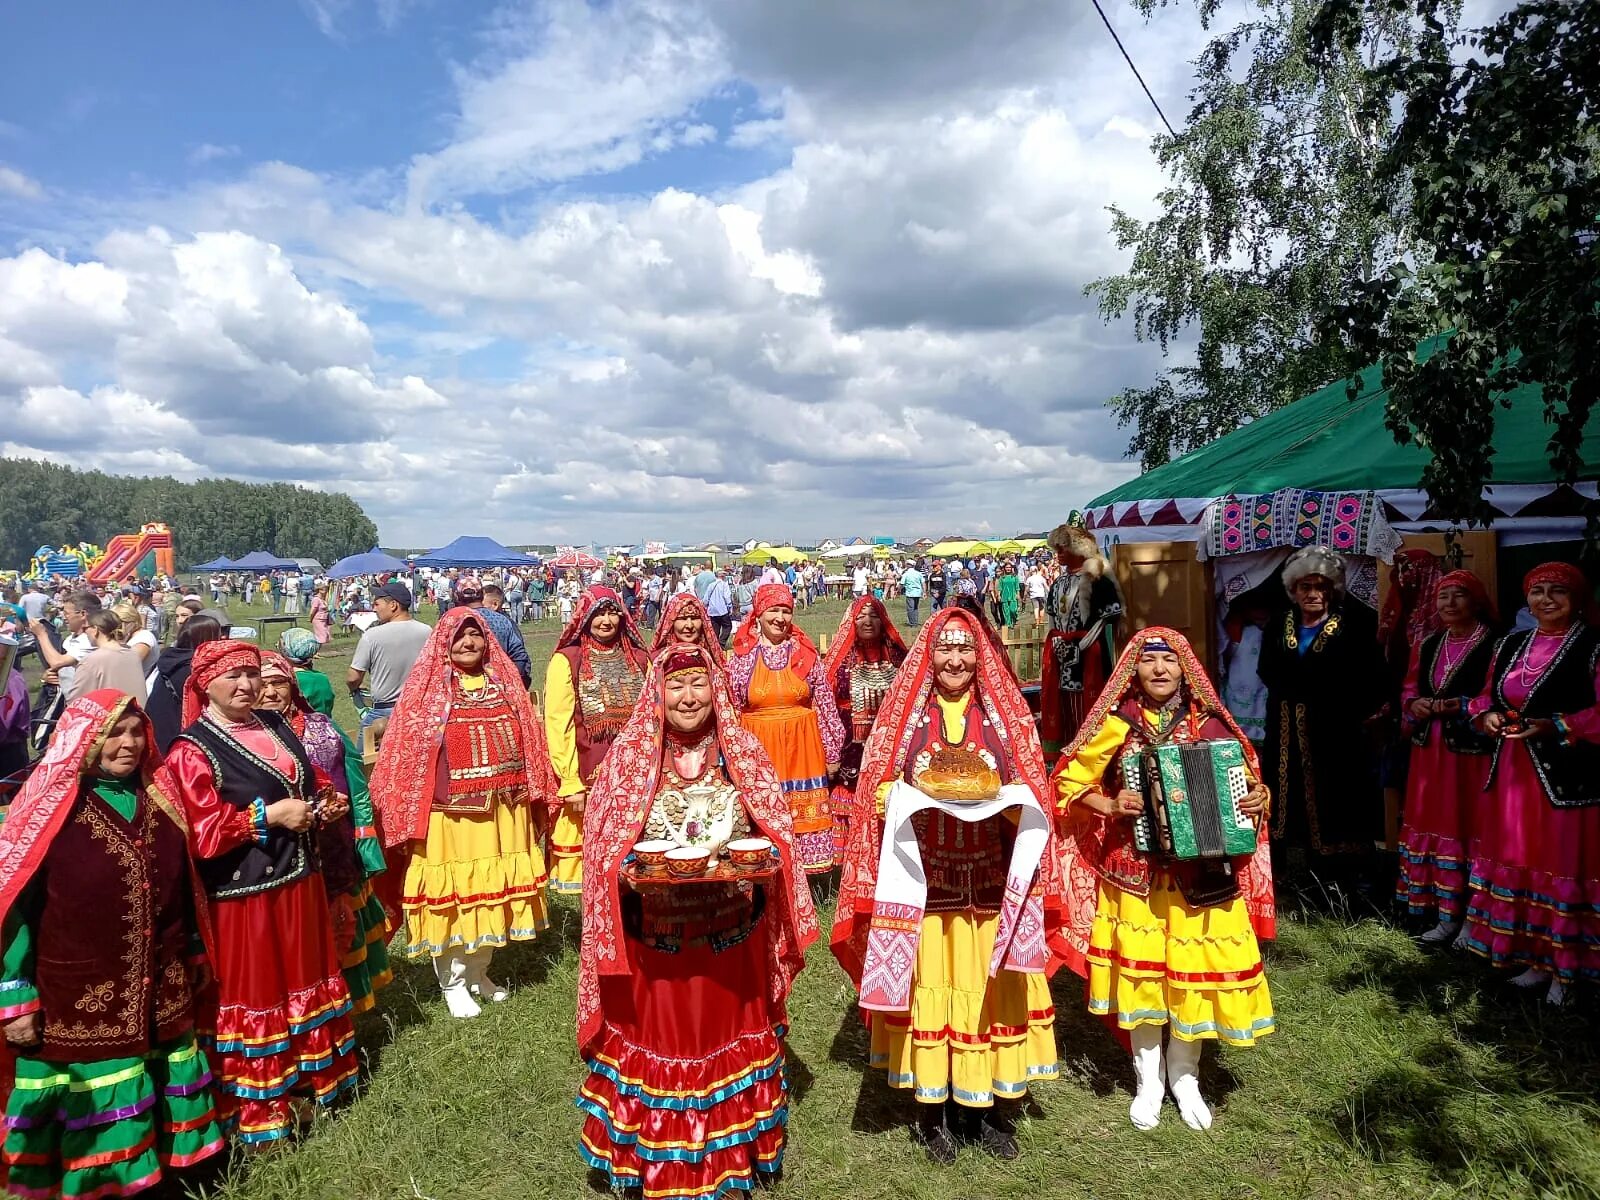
255, 652, 390, 1014
1395, 571, 1498, 943
544, 586, 649, 895
1055, 628, 1274, 1133
371, 610, 558, 1019
729, 584, 846, 874
648, 592, 727, 669
833, 608, 1065, 1164
0, 692, 224, 1198
163, 641, 358, 1146
822, 594, 909, 856
577, 643, 817, 1199
1465, 562, 1600, 1006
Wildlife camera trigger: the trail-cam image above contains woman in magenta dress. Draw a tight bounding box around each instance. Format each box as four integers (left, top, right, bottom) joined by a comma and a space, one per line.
1395, 570, 1498, 943
1465, 562, 1600, 1006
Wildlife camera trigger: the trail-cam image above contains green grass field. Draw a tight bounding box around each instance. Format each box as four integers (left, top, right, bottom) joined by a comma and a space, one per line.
27, 597, 1600, 1199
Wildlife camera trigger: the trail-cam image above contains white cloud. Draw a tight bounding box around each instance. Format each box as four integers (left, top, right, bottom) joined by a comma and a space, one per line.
0, 164, 44, 200
0, 0, 1239, 542
188, 142, 240, 165
405, 0, 730, 204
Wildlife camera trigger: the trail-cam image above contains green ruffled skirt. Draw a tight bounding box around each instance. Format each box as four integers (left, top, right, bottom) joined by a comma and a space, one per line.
3, 1032, 225, 1198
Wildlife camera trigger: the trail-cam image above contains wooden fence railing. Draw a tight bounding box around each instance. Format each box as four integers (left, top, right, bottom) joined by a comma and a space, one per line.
819, 621, 1047, 684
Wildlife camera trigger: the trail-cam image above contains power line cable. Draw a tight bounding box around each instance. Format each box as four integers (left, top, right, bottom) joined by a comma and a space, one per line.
1089, 0, 1178, 138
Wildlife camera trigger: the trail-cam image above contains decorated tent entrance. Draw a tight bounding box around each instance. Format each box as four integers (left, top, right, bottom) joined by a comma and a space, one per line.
1083, 351, 1600, 669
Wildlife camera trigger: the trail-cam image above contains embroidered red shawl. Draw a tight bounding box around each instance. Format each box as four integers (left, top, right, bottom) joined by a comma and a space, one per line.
578, 643, 819, 1057
0, 690, 214, 957
648, 593, 727, 668
368, 609, 558, 848
555, 585, 648, 674
821, 594, 909, 687
830, 608, 1070, 985
1379, 548, 1445, 658
1053, 625, 1276, 975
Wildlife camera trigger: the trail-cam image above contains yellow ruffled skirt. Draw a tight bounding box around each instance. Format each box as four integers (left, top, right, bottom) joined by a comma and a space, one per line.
550, 805, 584, 895
868, 910, 1059, 1107
402, 802, 550, 957
1087, 874, 1274, 1045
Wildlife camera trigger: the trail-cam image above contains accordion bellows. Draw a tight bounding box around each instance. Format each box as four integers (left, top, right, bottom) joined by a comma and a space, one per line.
1130, 739, 1257, 860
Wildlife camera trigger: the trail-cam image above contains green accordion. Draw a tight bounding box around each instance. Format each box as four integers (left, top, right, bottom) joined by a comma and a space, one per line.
1126, 739, 1257, 860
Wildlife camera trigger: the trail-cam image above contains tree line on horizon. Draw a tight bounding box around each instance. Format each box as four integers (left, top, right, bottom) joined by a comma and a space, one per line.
0, 458, 379, 572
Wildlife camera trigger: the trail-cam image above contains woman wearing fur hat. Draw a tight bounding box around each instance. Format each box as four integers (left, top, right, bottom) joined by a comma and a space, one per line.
1257, 546, 1387, 878
1041, 523, 1123, 766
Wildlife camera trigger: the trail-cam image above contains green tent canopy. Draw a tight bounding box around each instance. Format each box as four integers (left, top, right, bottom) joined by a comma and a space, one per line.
1089, 357, 1600, 511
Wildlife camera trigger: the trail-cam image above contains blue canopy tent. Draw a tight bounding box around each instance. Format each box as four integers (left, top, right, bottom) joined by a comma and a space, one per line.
189, 555, 236, 571
232, 551, 300, 570
327, 548, 409, 579
411, 536, 535, 568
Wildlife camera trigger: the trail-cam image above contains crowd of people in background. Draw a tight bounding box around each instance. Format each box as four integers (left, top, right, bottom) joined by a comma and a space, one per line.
1, 528, 1596, 1198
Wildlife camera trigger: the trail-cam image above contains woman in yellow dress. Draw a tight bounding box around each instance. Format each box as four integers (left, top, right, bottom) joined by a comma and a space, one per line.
370, 609, 558, 1019
832, 608, 1066, 1163
1055, 627, 1276, 1131
543, 586, 648, 895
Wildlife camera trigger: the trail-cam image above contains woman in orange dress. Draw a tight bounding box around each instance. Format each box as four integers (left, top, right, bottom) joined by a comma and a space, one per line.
728, 584, 846, 874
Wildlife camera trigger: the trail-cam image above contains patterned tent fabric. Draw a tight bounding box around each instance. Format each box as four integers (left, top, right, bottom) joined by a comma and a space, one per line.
1199, 489, 1403, 564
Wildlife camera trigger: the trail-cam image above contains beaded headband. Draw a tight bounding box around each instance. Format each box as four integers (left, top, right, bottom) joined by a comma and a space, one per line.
935, 623, 976, 647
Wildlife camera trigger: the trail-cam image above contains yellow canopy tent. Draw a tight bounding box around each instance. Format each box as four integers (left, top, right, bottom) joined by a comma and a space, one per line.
988, 539, 1024, 554
926, 539, 974, 556
742, 544, 807, 565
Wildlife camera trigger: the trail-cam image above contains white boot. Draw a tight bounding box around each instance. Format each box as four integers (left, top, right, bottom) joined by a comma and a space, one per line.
1509, 967, 1551, 989
434, 953, 481, 1019
1546, 979, 1570, 1007
465, 948, 509, 1003
1418, 919, 1460, 945
1165, 1036, 1212, 1131
1129, 1026, 1164, 1131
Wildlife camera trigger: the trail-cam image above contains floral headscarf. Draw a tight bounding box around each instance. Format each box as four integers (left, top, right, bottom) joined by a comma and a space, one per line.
1054, 626, 1275, 970
821, 594, 909, 683
648, 592, 726, 667
368, 609, 558, 848
830, 608, 1069, 985
0, 691, 212, 955
730, 583, 818, 676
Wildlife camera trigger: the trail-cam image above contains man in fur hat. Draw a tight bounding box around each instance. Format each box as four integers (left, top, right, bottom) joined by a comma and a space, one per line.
1041, 521, 1123, 765
1256, 545, 1387, 884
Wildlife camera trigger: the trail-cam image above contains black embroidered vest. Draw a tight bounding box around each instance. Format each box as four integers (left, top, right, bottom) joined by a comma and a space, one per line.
176, 710, 320, 898
1412, 628, 1497, 755
1487, 624, 1600, 808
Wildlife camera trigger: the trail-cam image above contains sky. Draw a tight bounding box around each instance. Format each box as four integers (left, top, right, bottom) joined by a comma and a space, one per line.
0, 0, 1223, 548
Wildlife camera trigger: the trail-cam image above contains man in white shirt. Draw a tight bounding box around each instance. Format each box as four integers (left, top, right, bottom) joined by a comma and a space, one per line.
30, 590, 99, 698
852, 562, 870, 598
